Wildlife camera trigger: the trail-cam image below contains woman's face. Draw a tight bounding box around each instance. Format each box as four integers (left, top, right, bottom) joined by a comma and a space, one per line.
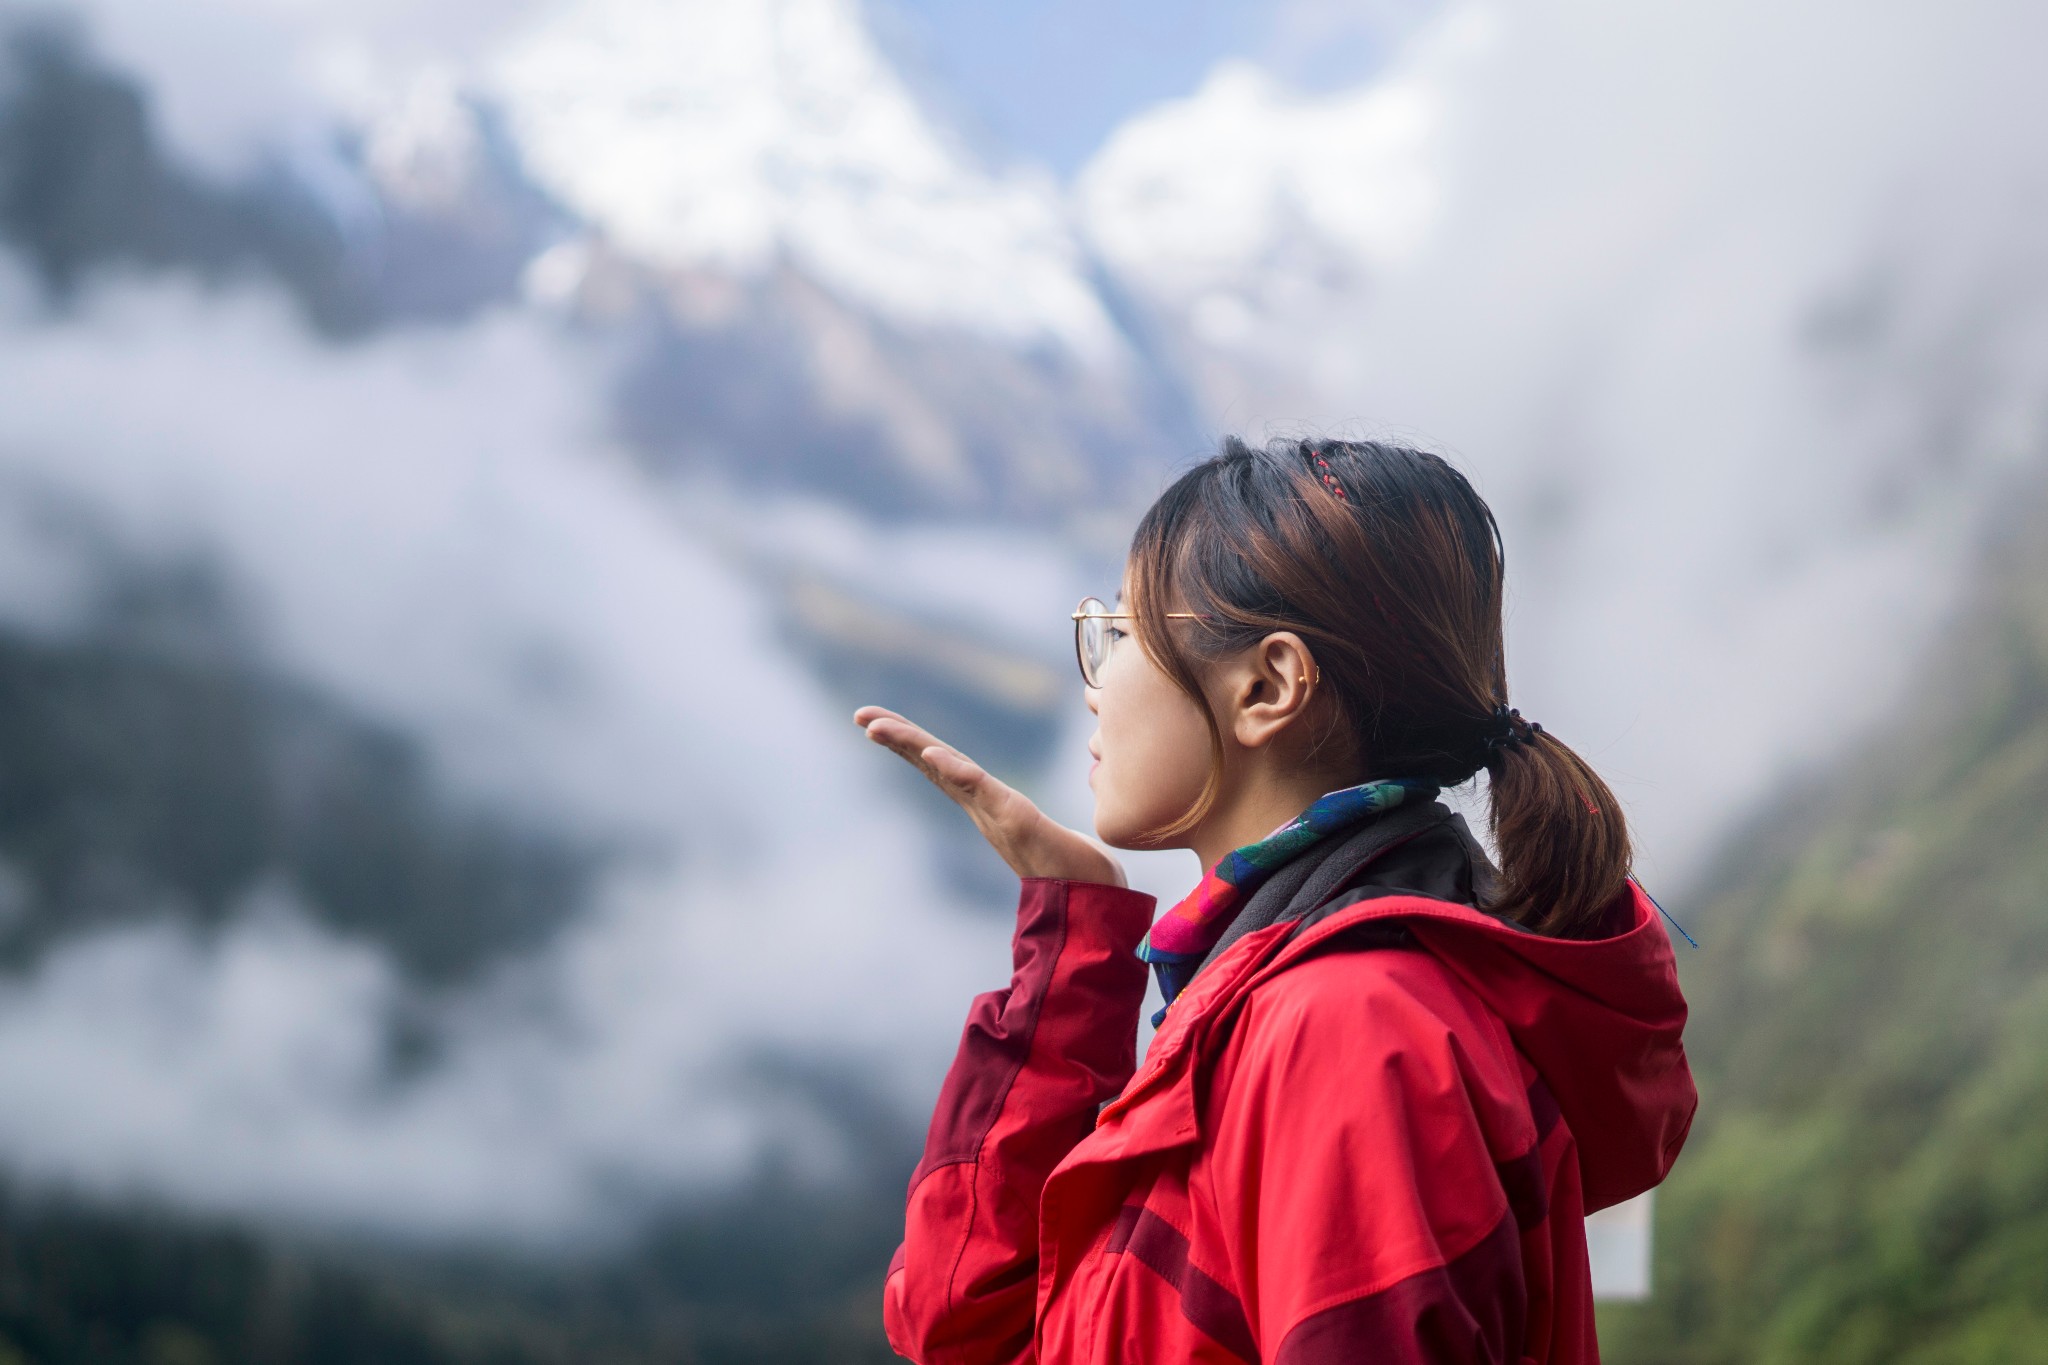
1086, 571, 1214, 850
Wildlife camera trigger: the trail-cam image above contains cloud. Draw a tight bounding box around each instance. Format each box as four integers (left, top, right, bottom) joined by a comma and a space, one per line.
15, 0, 2048, 1248
1077, 0, 2048, 883
35, 0, 550, 172
36, 0, 1124, 359
489, 0, 1123, 359
0, 269, 1015, 1239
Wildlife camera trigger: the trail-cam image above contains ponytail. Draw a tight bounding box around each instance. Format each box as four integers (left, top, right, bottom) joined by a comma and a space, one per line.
1487, 727, 1631, 937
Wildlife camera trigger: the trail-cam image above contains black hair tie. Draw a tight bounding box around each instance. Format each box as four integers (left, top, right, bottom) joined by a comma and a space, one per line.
1482, 704, 1543, 756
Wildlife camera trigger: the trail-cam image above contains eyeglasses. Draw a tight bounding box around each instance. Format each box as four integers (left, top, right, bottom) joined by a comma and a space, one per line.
1071, 596, 1199, 688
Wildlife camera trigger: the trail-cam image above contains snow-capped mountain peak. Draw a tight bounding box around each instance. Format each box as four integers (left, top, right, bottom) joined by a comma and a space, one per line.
487, 0, 1125, 361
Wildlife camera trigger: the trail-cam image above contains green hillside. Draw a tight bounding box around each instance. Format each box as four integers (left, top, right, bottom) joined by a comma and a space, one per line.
1604, 485, 2048, 1365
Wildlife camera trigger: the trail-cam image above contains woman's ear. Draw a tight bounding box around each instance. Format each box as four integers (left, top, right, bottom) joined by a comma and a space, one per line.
1227, 632, 1319, 750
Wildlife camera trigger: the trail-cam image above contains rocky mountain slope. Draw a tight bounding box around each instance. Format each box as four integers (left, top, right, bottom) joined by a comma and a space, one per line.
0, 4, 1188, 527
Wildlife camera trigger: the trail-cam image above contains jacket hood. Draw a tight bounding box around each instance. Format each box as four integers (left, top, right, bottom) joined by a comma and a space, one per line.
1250, 883, 1697, 1212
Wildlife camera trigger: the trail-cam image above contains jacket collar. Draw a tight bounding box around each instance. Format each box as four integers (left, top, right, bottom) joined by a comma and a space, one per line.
1091, 883, 1695, 1208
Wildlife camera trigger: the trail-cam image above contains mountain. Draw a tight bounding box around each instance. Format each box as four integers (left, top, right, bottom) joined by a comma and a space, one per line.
4, 1, 2048, 1359
0, 0, 1176, 1282
0, 570, 592, 986
1600, 474, 2048, 1363
0, 7, 1174, 897
0, 21, 561, 336
487, 0, 1194, 522
488, 0, 1117, 360
0, 4, 1139, 923
1, 6, 1191, 528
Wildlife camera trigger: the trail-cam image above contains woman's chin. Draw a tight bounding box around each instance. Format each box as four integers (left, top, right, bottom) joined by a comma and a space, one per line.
1092, 813, 1171, 854
1091, 816, 1138, 852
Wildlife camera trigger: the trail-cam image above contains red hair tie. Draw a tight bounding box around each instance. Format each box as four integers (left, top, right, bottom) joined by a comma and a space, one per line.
1305, 445, 1349, 502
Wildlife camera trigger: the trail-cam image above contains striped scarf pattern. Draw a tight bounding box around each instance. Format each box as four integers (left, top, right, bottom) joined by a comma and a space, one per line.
1137, 777, 1439, 1023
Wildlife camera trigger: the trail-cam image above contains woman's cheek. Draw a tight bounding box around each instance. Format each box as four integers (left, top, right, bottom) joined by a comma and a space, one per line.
1091, 676, 1209, 849
1091, 750, 1153, 848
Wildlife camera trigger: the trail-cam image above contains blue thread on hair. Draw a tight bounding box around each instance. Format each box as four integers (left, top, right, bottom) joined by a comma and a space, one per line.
1634, 880, 1698, 948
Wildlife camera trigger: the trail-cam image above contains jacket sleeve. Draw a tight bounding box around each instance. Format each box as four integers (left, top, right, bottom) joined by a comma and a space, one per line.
884, 877, 1156, 1365
1205, 950, 1532, 1365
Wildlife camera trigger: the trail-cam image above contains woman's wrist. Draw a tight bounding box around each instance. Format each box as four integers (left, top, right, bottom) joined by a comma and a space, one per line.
1011, 823, 1126, 887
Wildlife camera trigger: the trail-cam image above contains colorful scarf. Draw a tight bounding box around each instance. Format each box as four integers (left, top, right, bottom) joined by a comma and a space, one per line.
1137, 778, 1439, 1023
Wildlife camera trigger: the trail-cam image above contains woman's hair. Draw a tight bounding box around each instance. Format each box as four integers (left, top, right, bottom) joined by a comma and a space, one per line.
1128, 436, 1629, 938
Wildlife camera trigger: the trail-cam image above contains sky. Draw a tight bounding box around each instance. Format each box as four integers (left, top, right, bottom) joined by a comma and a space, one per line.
877, 0, 1420, 173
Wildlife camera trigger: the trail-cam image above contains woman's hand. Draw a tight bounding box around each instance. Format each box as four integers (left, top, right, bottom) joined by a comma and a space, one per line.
855, 706, 1128, 888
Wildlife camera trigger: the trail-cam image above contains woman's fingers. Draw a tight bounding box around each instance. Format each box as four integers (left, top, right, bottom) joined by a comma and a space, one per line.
862, 709, 1035, 842
857, 711, 941, 761
857, 707, 1031, 830
854, 705, 1126, 886
866, 723, 954, 773
858, 712, 985, 807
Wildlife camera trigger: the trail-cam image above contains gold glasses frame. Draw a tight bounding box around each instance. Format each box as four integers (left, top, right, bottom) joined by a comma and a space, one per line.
1070, 598, 1323, 690
1071, 596, 1199, 689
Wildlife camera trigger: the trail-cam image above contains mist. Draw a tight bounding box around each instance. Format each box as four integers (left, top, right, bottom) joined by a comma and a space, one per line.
0, 0, 2044, 1257
0, 268, 1015, 1239
1081, 0, 2048, 883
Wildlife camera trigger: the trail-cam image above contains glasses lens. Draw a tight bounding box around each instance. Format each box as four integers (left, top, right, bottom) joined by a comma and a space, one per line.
1075, 597, 1109, 687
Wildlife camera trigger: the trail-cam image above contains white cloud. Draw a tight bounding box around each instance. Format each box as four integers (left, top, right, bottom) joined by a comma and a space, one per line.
1076, 31, 1468, 308
41, 0, 551, 173
16, 0, 2048, 1245
40, 0, 1127, 359
487, 0, 1123, 358
0, 274, 1013, 1238
1076, 0, 2048, 884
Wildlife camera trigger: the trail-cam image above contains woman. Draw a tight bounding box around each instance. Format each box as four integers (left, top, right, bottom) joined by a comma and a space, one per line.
857, 438, 1696, 1363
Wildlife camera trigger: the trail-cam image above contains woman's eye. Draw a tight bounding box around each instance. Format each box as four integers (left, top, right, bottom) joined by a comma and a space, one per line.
1107, 626, 1129, 643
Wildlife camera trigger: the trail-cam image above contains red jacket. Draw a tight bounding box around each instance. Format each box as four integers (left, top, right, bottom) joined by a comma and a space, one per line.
884, 870, 1696, 1364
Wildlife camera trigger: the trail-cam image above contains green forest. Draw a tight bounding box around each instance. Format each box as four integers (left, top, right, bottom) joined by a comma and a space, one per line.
0, 1185, 902, 1365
